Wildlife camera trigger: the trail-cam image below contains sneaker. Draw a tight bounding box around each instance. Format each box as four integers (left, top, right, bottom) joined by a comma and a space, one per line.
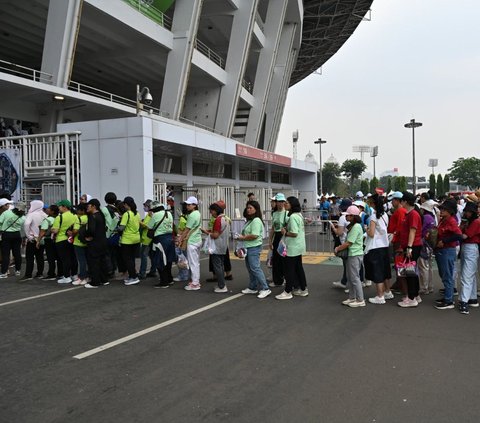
154, 283, 170, 289
459, 301, 469, 315
332, 281, 347, 289
348, 300, 366, 308
435, 301, 455, 310
269, 282, 284, 288
241, 288, 258, 294
15, 271, 21, 276
344, 288, 350, 294
19, 276, 33, 282
364, 280, 373, 287
257, 289, 271, 299
43, 276, 57, 281
435, 297, 445, 304
293, 289, 309, 297
214, 286, 228, 293
342, 298, 356, 305
184, 282, 201, 291
0, 273, 8, 279
72, 279, 87, 286
415, 295, 422, 304
173, 277, 187, 282
467, 299, 479, 308
57, 277, 72, 284
368, 296, 386, 304
102, 282, 110, 286
84, 283, 99, 289
276, 291, 293, 300
72, 275, 79, 281
384, 291, 394, 300
124, 278, 140, 286
398, 298, 418, 308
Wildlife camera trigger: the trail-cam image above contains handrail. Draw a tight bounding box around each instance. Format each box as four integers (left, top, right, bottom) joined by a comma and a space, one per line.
242, 78, 254, 94
179, 117, 224, 135
121, 0, 172, 30
0, 59, 53, 84
194, 39, 226, 69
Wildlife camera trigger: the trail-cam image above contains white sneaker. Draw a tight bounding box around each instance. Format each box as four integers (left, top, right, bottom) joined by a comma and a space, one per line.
124, 278, 140, 286
15, 271, 21, 276
332, 281, 347, 289
344, 288, 350, 294
257, 289, 271, 299
348, 300, 366, 308
415, 295, 422, 304
293, 289, 309, 297
72, 279, 87, 286
368, 296, 386, 304
342, 298, 356, 305
72, 275, 79, 281
276, 291, 293, 300
398, 298, 418, 308
84, 283, 98, 289
241, 288, 258, 294
214, 286, 228, 293
292, 289, 302, 296
57, 277, 72, 284
384, 291, 394, 300
184, 282, 201, 291
364, 280, 373, 287
173, 277, 183, 282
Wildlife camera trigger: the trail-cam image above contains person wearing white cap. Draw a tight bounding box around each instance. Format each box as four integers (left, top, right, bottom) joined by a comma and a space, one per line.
0, 200, 26, 278
177, 197, 203, 291
268, 193, 287, 287
417, 200, 437, 294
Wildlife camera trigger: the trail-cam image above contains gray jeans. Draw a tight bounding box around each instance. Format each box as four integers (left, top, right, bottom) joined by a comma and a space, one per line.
347, 255, 364, 301
211, 254, 226, 289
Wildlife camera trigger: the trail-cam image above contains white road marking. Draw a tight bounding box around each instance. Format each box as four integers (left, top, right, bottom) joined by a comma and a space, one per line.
0, 287, 82, 307
73, 293, 245, 360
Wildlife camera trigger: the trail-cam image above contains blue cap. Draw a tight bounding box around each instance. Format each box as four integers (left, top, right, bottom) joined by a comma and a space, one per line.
339, 198, 352, 212
387, 191, 403, 201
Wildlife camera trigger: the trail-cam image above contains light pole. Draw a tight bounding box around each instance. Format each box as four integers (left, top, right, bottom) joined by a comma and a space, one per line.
314, 138, 327, 195
370, 146, 378, 179
404, 119, 422, 194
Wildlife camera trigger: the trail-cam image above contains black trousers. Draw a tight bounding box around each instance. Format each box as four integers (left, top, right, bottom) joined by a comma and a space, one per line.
1, 232, 22, 274
284, 255, 307, 293
271, 232, 285, 285
121, 243, 139, 279
87, 250, 109, 286
55, 240, 78, 278
406, 246, 422, 300
44, 238, 59, 278
24, 240, 44, 277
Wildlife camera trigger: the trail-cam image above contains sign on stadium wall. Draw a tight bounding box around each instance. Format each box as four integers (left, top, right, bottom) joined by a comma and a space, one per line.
236, 144, 291, 167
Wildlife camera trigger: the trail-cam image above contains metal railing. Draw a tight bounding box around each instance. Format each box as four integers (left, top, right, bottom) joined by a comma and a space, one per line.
242, 78, 254, 94
179, 116, 223, 135
122, 0, 173, 30
0, 59, 53, 84
194, 39, 226, 69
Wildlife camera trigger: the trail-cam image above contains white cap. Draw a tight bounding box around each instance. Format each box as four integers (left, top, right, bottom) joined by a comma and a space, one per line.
185, 196, 198, 205
355, 191, 364, 198
0, 198, 13, 207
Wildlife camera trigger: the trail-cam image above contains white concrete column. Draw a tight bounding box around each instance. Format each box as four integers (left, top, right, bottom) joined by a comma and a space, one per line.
160, 0, 203, 120
264, 22, 297, 152
214, 0, 258, 137
41, 0, 82, 88
244, 0, 287, 148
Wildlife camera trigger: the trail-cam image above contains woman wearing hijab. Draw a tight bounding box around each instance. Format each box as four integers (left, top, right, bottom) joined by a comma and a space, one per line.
21, 200, 47, 281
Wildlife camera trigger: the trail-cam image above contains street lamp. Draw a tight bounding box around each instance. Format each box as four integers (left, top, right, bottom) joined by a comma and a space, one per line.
370, 146, 379, 179
314, 138, 327, 195
404, 118, 422, 194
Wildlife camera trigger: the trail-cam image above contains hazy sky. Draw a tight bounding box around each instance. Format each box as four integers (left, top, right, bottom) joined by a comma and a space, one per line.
276, 0, 479, 179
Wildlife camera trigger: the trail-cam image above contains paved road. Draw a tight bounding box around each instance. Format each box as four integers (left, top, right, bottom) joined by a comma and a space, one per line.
0, 258, 478, 423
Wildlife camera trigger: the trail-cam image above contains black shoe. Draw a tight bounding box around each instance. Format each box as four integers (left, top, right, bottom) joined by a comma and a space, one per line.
225, 274, 233, 281
435, 301, 455, 310
467, 299, 479, 308
439, 288, 458, 295
19, 276, 33, 282
435, 298, 445, 304
458, 301, 469, 315
154, 283, 170, 289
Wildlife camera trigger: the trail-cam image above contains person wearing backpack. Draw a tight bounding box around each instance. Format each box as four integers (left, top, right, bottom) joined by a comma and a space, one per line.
21, 200, 47, 281
101, 192, 119, 277
0, 200, 26, 278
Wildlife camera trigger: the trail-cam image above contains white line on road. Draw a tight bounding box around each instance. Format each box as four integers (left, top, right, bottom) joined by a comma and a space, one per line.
73, 293, 245, 360
0, 287, 82, 307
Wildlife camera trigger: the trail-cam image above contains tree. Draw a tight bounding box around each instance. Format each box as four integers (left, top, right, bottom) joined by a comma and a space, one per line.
369, 177, 379, 193
443, 174, 450, 194
437, 174, 444, 197
386, 176, 392, 193
398, 176, 407, 192
340, 159, 367, 194
360, 179, 369, 195
429, 174, 436, 197
393, 176, 400, 191
321, 162, 341, 194
448, 157, 480, 189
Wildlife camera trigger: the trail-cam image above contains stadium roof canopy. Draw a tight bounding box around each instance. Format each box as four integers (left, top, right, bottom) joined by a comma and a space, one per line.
290, 0, 373, 86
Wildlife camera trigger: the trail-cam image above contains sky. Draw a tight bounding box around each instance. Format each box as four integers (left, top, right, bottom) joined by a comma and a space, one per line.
276, 0, 480, 179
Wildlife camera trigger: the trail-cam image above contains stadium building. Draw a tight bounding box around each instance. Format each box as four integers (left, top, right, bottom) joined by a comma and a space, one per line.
0, 0, 372, 215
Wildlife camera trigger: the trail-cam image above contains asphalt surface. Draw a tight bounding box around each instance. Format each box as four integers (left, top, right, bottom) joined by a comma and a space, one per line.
0, 256, 479, 423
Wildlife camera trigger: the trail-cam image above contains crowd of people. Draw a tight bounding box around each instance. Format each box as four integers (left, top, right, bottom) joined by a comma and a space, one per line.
0, 191, 307, 301
331, 189, 480, 314
1, 187, 479, 313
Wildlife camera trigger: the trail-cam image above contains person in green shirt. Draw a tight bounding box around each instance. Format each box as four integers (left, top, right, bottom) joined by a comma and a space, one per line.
237, 201, 271, 299
71, 203, 89, 285
0, 200, 26, 278
335, 205, 365, 307
173, 201, 190, 282
275, 197, 308, 300
120, 196, 141, 285
51, 199, 78, 284
177, 197, 202, 290
269, 193, 288, 287
139, 199, 154, 279
36, 205, 59, 280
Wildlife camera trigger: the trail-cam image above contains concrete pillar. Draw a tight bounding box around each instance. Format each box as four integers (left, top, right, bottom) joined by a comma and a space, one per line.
160, 0, 203, 120
214, 0, 258, 137
41, 0, 82, 88
264, 23, 297, 152
244, 0, 287, 148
